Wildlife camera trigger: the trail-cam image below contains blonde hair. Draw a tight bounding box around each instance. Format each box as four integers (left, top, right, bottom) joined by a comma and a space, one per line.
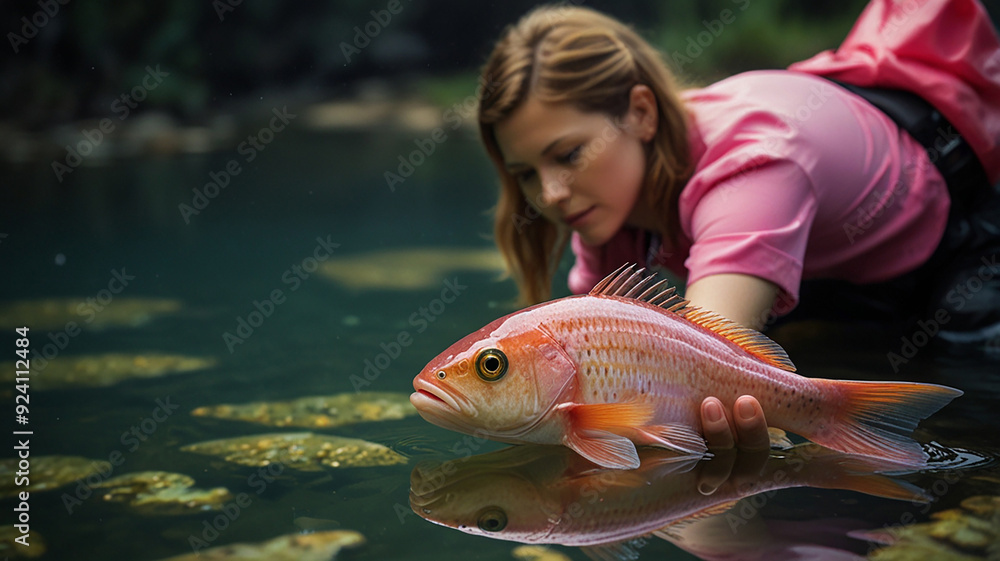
478, 4, 691, 304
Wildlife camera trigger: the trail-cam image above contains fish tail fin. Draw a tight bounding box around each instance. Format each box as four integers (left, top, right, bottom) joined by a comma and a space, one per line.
816, 380, 962, 466
834, 458, 932, 503
797, 448, 932, 502
839, 471, 931, 503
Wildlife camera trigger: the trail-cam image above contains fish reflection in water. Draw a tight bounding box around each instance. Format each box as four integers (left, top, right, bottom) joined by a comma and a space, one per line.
410, 444, 930, 560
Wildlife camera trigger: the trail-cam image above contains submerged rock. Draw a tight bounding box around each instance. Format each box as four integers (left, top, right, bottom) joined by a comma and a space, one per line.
153, 530, 364, 561
319, 247, 504, 291
0, 297, 182, 331
0, 526, 45, 558
512, 545, 573, 561
0, 456, 112, 498
95, 471, 233, 515
190, 392, 416, 429
180, 432, 407, 471
865, 494, 1000, 560
0, 353, 216, 389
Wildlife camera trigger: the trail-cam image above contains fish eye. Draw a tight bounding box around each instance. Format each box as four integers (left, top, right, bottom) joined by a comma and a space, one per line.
476, 506, 508, 532
475, 348, 508, 382
436, 371, 446, 379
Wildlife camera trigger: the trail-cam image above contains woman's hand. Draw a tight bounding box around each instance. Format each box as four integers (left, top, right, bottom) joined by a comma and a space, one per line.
700, 395, 770, 451
685, 274, 778, 450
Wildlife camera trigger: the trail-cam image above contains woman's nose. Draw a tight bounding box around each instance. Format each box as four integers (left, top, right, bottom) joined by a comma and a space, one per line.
539, 169, 570, 207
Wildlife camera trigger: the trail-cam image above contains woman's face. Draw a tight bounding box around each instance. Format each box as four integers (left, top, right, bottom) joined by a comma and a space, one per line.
493, 87, 657, 246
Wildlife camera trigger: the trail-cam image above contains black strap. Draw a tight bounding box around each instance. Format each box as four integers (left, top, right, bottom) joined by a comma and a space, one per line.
827, 79, 991, 210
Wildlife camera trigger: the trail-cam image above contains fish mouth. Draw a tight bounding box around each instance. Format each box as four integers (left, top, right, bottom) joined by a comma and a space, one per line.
408, 481, 444, 510
410, 378, 478, 431
415, 389, 445, 404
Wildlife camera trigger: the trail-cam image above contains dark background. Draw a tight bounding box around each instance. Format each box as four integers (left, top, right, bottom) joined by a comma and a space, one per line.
2, 0, 891, 128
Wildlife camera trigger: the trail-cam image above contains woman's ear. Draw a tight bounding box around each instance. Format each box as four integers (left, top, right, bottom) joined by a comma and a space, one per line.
625, 84, 658, 142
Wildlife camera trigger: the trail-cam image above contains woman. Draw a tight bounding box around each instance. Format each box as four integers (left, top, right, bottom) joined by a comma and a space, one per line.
476, 0, 1000, 449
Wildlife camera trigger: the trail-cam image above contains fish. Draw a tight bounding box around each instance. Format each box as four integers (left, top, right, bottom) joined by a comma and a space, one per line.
409, 443, 929, 556
410, 264, 962, 470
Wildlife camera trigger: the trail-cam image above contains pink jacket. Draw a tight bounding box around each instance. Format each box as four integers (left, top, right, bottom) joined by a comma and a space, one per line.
569, 0, 1000, 315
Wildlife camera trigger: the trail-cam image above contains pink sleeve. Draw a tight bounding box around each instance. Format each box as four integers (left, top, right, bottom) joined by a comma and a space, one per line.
684, 160, 818, 315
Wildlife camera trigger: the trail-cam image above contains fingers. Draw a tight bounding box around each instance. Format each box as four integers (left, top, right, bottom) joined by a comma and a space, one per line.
697, 395, 771, 495
733, 396, 770, 452
701, 395, 771, 452
701, 397, 736, 450
696, 448, 735, 495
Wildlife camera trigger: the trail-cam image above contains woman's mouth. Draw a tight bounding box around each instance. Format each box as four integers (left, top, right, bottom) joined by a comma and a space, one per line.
564, 206, 595, 227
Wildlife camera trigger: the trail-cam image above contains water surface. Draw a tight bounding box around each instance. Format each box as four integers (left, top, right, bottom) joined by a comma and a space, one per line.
1, 127, 997, 560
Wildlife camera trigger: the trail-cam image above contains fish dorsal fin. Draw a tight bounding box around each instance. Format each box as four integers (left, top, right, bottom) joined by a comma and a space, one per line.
589, 264, 687, 311
678, 307, 796, 372
651, 499, 742, 540
590, 264, 796, 372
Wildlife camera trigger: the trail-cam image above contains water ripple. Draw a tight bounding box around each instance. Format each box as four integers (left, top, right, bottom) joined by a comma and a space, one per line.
922, 441, 996, 471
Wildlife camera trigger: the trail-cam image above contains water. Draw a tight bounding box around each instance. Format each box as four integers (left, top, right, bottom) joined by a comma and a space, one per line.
1, 125, 998, 560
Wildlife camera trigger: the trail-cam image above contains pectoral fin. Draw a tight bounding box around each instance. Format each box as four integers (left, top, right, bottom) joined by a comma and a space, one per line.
559, 402, 653, 469
631, 423, 708, 456
564, 429, 641, 470
565, 401, 655, 431
580, 539, 646, 561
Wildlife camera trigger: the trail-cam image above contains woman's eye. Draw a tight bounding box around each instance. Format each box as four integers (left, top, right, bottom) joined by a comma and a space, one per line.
514, 169, 536, 183
557, 145, 582, 165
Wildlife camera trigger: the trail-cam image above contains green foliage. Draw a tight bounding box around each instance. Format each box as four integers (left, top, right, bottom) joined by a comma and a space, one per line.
647, 0, 867, 84
1, 0, 873, 125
